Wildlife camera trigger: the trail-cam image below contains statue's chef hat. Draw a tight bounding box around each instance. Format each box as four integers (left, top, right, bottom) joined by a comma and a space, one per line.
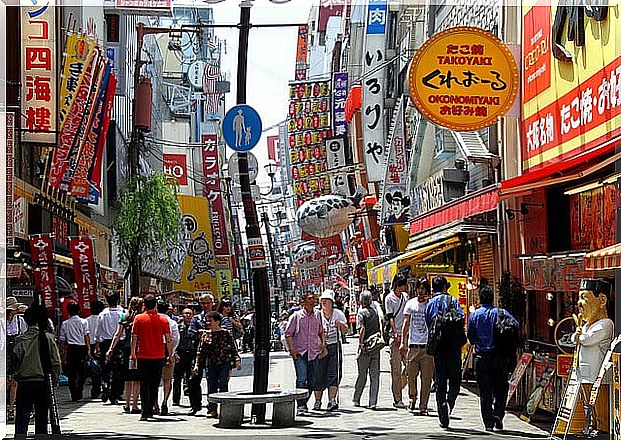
579, 278, 611, 296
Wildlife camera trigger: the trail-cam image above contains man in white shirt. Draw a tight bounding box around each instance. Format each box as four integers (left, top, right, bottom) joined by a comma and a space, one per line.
400, 278, 434, 415
385, 274, 409, 408
59, 301, 91, 402
86, 301, 105, 399
96, 292, 125, 404
158, 301, 180, 415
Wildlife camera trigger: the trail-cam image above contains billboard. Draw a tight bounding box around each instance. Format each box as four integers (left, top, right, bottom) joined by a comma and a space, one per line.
521, 3, 621, 172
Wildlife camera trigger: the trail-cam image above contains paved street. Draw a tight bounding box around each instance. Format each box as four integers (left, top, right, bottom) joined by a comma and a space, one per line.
6, 339, 549, 439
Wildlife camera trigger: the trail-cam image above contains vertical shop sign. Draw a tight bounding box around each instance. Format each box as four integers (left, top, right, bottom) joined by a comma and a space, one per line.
380, 98, 409, 225
29, 234, 56, 312
278, 123, 291, 185
201, 134, 230, 258
362, 0, 387, 182
70, 236, 97, 316
523, 2, 551, 103
295, 25, 309, 81
163, 153, 189, 186
21, 1, 57, 143
325, 136, 348, 196
332, 72, 348, 136
7, 114, 14, 246
287, 80, 332, 206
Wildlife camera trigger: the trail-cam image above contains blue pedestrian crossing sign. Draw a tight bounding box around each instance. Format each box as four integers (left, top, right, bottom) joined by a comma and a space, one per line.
222, 104, 262, 152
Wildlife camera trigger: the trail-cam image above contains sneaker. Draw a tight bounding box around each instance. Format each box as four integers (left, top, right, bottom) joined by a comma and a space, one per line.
393, 400, 406, 409
369, 405, 377, 410
493, 415, 503, 431
296, 406, 308, 416
485, 427, 494, 432
101, 390, 109, 403
419, 408, 429, 416
172, 401, 180, 407
313, 400, 322, 411
352, 400, 361, 407
439, 402, 450, 428
187, 408, 199, 416
327, 400, 339, 412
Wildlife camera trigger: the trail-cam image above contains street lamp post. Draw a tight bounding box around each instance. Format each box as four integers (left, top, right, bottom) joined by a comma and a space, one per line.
260, 209, 280, 317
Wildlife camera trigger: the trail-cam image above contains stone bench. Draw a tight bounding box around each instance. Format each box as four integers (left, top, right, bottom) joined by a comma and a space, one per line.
206, 389, 309, 428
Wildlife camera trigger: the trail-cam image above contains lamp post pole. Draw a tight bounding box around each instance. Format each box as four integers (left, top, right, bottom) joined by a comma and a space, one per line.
234, 3, 271, 423
261, 210, 280, 317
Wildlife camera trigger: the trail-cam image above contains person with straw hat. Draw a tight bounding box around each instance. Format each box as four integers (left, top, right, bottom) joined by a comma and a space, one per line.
7, 296, 27, 421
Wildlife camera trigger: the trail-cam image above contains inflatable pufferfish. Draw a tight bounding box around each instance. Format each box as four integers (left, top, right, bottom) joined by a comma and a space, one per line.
296, 188, 367, 238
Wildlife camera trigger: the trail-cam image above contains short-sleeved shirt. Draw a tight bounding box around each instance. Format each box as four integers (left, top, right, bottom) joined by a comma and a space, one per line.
131, 310, 171, 359
357, 306, 380, 343
284, 308, 323, 361
59, 315, 90, 346
321, 308, 346, 345
385, 292, 407, 336
403, 298, 428, 345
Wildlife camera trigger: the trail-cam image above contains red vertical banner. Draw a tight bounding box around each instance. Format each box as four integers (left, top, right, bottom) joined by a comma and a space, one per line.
201, 134, 230, 257
295, 25, 309, 81
29, 234, 57, 312
266, 135, 280, 166
70, 236, 97, 317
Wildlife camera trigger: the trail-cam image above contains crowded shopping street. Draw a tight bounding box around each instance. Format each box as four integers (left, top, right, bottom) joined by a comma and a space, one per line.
2, 0, 621, 439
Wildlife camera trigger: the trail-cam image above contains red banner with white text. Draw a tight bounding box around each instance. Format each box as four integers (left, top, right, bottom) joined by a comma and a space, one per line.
70, 236, 97, 316
29, 234, 57, 312
201, 134, 230, 258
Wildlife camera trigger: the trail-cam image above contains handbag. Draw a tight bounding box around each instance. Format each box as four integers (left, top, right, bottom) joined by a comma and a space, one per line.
85, 355, 102, 377
363, 333, 386, 356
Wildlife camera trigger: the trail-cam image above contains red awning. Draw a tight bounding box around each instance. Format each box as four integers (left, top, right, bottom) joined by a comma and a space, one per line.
345, 85, 362, 122
585, 243, 621, 270
500, 136, 619, 198
409, 187, 498, 235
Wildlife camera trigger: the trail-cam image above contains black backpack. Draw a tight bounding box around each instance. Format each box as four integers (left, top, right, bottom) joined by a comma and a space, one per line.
426, 294, 467, 356
494, 308, 519, 361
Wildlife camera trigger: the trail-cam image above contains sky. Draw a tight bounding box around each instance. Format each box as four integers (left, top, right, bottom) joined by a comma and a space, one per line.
193, 0, 312, 187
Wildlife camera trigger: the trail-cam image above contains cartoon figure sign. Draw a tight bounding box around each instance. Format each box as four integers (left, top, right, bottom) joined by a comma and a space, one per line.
174, 196, 219, 295
383, 190, 410, 224
222, 104, 262, 152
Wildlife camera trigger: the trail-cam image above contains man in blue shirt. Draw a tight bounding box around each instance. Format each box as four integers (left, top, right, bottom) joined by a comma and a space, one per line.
425, 276, 464, 429
467, 284, 518, 432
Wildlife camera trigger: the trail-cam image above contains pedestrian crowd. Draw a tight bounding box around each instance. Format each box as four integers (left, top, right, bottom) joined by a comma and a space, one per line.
285, 274, 519, 433
7, 274, 519, 436
7, 291, 246, 436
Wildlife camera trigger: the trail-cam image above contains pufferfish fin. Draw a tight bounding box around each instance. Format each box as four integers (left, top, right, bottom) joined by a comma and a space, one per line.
316, 204, 329, 219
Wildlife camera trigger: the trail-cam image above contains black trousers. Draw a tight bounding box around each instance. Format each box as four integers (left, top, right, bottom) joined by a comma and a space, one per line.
433, 348, 462, 411
66, 344, 88, 401
90, 344, 101, 397
15, 380, 49, 436
173, 349, 195, 404
475, 353, 509, 428
99, 339, 124, 402
138, 358, 164, 418
188, 366, 208, 411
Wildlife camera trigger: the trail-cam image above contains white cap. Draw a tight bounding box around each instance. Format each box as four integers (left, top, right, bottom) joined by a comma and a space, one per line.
319, 289, 335, 303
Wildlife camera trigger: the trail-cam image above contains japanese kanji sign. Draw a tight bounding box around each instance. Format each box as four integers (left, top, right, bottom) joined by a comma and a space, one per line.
287, 80, 332, 206
21, 1, 57, 143
201, 134, 230, 258
522, 4, 621, 172
409, 26, 518, 132
362, 0, 388, 182
7, 114, 15, 246
325, 136, 348, 196
332, 72, 348, 137
29, 234, 56, 312
70, 236, 97, 317
380, 98, 409, 225
295, 25, 309, 81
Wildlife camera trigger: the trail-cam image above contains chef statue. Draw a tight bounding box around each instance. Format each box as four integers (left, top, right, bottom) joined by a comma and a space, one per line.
571, 278, 613, 434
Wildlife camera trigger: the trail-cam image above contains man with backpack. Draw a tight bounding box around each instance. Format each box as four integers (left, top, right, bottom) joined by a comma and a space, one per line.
425, 276, 466, 429
467, 284, 519, 432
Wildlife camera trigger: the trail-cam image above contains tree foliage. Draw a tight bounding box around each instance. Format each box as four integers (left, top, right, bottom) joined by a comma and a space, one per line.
114, 172, 181, 268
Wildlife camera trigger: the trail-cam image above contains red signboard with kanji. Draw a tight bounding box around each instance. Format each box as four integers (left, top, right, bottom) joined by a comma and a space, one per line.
70, 236, 97, 317
29, 234, 56, 312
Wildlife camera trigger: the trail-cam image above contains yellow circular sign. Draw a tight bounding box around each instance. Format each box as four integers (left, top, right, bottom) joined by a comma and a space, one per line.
409, 26, 519, 131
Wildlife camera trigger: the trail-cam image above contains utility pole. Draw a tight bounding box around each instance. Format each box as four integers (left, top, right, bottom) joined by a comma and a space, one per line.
233, 4, 271, 423
261, 210, 280, 316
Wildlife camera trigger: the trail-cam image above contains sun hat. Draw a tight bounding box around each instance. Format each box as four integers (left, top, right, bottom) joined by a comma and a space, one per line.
319, 289, 335, 303
6, 296, 25, 311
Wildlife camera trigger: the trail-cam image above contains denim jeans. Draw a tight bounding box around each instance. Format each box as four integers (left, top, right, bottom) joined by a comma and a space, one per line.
207, 363, 231, 412
475, 353, 509, 428
293, 352, 317, 408
433, 348, 462, 412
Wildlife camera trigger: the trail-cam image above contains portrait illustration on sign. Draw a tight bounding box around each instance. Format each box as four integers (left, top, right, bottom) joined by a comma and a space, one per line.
383, 190, 410, 224
187, 232, 216, 281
